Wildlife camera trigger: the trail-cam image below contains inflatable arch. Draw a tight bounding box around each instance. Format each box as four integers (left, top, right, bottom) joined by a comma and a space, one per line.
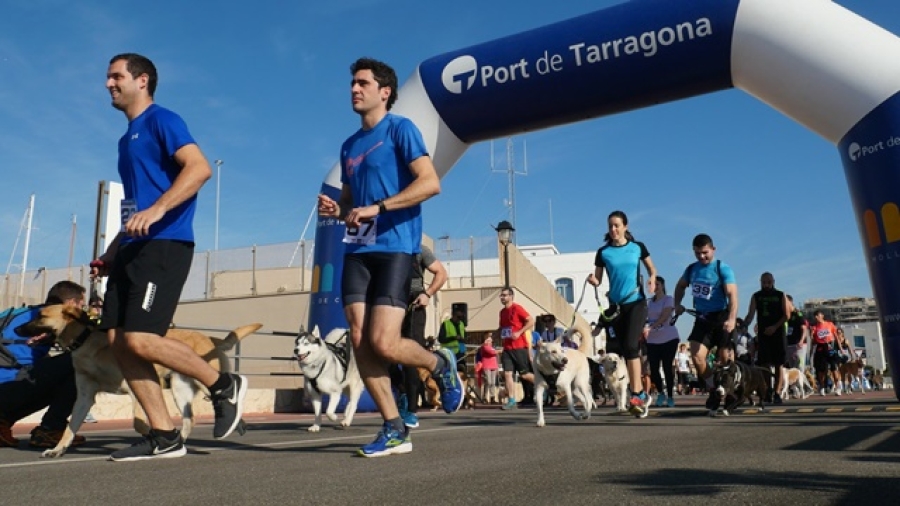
311, 0, 900, 397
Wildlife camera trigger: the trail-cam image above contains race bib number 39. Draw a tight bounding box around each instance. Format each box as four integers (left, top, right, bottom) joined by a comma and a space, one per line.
121, 199, 137, 230
342, 219, 377, 245
691, 282, 713, 300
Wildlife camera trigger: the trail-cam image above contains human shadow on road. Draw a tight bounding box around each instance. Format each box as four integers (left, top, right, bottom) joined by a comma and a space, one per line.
598, 468, 900, 504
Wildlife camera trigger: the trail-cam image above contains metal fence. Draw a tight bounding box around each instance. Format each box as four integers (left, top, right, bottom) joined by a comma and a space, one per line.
1, 235, 499, 307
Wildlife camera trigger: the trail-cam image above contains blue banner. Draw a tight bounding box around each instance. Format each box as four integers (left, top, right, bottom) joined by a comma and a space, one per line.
419, 0, 739, 143
838, 90, 900, 399
308, 183, 348, 336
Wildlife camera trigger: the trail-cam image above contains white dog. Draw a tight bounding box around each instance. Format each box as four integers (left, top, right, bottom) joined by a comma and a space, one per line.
601, 352, 630, 412
780, 367, 814, 399
294, 326, 363, 432
532, 337, 594, 427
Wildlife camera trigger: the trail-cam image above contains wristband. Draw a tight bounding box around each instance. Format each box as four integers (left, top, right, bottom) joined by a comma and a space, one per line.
376, 200, 387, 214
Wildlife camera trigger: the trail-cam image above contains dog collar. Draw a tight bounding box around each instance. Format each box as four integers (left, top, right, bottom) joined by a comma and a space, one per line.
66, 327, 93, 352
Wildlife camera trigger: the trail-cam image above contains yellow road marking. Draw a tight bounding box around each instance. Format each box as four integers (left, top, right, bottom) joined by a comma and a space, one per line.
769, 409, 787, 414
886, 406, 900, 412
797, 408, 814, 413
855, 407, 872, 412
825, 408, 842, 413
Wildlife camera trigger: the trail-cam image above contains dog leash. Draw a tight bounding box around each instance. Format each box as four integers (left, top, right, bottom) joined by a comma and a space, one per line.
565, 277, 592, 330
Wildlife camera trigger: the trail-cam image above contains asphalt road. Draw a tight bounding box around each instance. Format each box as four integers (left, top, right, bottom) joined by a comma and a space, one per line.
2, 391, 899, 506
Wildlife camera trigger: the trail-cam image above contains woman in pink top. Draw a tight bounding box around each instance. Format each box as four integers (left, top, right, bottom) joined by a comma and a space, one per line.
478, 334, 500, 404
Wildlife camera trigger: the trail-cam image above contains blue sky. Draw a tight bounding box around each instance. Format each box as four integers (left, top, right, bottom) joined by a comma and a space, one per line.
1, 0, 898, 312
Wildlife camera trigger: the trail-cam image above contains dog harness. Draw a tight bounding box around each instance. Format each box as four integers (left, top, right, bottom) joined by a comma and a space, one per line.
305, 331, 350, 392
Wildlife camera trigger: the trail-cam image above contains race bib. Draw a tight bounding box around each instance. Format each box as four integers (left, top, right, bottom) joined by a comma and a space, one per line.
500, 327, 513, 340
342, 219, 377, 245
691, 282, 713, 300
120, 199, 137, 229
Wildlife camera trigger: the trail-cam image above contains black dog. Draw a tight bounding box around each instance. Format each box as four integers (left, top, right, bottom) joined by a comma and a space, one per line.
710, 360, 771, 416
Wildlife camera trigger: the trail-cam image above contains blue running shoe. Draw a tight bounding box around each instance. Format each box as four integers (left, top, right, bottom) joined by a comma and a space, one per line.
358, 422, 412, 458
435, 349, 464, 414
397, 393, 419, 429
667, 396, 675, 408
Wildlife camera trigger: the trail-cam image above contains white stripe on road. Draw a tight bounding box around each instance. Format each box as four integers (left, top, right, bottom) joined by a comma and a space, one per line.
0, 424, 476, 470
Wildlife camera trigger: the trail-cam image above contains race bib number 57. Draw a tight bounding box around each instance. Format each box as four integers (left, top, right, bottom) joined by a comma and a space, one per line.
343, 219, 377, 245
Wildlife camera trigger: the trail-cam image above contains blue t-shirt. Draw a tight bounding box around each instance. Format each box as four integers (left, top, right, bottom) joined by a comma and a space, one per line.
680, 259, 736, 313
595, 241, 649, 305
118, 104, 198, 243
339, 114, 428, 254
0, 306, 48, 384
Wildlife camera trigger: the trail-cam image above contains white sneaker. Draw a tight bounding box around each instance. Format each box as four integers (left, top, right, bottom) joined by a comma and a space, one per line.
835, 388, 842, 396
819, 388, 825, 396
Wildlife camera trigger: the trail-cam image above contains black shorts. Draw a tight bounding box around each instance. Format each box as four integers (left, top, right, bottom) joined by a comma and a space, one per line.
341, 252, 411, 309
756, 329, 787, 367
608, 299, 648, 360
100, 240, 193, 336
813, 350, 840, 372
501, 348, 531, 376
687, 311, 732, 351
402, 306, 426, 347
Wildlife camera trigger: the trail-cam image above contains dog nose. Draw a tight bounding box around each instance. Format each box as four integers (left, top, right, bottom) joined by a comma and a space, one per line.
561, 357, 568, 364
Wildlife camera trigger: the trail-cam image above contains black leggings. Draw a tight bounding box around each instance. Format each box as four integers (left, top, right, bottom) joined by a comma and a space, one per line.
609, 299, 648, 360
647, 339, 679, 397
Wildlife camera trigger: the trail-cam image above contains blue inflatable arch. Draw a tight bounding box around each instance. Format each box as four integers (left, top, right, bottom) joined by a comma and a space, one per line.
311, 0, 900, 396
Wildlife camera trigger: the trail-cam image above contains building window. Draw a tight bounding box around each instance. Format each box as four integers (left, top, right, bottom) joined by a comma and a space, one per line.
555, 278, 574, 303
854, 336, 865, 349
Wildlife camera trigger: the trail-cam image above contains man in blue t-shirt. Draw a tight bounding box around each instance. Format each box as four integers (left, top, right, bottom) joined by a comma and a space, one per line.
0, 281, 86, 449
317, 58, 462, 458
673, 233, 739, 414
92, 53, 245, 461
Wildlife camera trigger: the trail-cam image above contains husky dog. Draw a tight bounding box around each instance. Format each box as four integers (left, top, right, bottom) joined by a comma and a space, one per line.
601, 353, 630, 412
294, 326, 363, 432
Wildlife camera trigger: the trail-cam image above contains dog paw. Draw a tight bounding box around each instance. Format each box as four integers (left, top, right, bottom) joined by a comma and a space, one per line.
41, 449, 65, 458
722, 410, 730, 417
326, 413, 338, 422
307, 425, 321, 433
340, 420, 351, 428
536, 420, 546, 427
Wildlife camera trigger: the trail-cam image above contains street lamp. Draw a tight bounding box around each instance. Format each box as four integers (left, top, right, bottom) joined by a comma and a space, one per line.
495, 220, 515, 288
214, 159, 223, 252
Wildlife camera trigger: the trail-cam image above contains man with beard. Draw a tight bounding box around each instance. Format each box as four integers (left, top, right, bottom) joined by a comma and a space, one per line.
742, 272, 790, 404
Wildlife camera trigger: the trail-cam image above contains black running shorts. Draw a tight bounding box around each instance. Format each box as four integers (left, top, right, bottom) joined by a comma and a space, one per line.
100, 240, 193, 336
341, 252, 412, 309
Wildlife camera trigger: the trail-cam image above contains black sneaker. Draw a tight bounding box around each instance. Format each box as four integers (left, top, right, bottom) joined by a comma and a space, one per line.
211, 373, 248, 439
109, 430, 186, 462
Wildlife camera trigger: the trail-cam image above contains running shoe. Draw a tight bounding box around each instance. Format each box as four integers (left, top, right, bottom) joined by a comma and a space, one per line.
109, 430, 186, 462
435, 349, 464, 413
358, 422, 412, 458
210, 373, 248, 439
0, 418, 18, 447
628, 391, 650, 418
667, 396, 675, 408
29, 426, 86, 448
500, 399, 518, 410
397, 394, 419, 429
655, 393, 667, 407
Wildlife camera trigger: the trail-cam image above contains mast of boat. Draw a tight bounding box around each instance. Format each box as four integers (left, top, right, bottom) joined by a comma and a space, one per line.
17, 193, 35, 306
67, 214, 77, 281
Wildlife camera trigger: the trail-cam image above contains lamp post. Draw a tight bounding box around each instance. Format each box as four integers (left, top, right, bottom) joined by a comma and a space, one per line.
213, 159, 223, 252
495, 220, 515, 288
